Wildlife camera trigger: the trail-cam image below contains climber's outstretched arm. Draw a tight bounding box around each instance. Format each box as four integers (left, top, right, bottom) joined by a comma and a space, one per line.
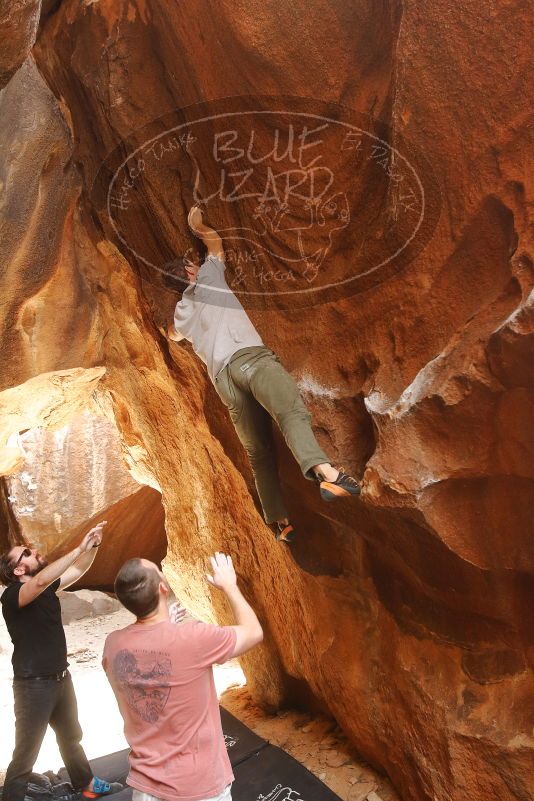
188, 205, 225, 260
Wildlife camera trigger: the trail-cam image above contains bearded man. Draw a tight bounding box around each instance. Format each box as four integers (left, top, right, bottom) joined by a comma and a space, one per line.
0, 522, 121, 801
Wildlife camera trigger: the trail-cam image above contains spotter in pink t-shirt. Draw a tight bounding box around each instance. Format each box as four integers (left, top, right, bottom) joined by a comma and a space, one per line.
103, 620, 237, 801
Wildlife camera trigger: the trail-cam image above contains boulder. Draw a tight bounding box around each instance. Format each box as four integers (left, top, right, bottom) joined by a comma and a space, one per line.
58, 589, 121, 624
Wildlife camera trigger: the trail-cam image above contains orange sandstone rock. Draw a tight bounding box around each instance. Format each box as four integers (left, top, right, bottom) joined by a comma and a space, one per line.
0, 2, 531, 800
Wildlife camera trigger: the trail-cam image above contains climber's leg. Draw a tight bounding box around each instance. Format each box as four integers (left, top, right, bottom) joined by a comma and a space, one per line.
214, 364, 289, 525
228, 348, 361, 500
228, 348, 329, 479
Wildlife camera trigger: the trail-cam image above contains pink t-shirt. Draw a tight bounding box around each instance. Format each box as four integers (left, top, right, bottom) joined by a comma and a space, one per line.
103, 620, 237, 801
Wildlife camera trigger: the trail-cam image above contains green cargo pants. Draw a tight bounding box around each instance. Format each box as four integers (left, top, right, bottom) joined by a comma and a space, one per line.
214, 346, 329, 524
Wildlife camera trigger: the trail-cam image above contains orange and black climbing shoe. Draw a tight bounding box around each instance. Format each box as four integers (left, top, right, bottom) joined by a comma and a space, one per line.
319, 470, 361, 501
272, 521, 296, 543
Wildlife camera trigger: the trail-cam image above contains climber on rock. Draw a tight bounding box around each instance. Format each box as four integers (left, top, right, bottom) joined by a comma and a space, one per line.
165, 205, 361, 542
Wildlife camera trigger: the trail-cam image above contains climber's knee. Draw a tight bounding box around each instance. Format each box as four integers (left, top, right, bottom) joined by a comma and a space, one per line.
275, 406, 312, 432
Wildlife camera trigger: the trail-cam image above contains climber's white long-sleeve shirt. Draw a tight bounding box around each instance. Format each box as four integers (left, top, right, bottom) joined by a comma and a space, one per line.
173, 255, 263, 381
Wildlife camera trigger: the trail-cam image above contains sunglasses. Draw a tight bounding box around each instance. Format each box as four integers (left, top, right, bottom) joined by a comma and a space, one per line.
14, 548, 32, 566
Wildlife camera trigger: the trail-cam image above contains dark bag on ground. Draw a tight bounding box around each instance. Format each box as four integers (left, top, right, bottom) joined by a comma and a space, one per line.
22, 772, 80, 801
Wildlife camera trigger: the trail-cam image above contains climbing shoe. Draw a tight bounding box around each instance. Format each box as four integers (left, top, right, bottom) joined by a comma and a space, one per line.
319, 470, 361, 501
82, 778, 124, 798
272, 521, 296, 543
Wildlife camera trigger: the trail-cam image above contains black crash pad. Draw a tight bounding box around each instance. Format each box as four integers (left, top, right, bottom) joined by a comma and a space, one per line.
58, 751, 130, 786
96, 790, 131, 801
231, 744, 342, 801
55, 708, 266, 783
219, 707, 267, 766
7, 707, 341, 801
57, 752, 131, 801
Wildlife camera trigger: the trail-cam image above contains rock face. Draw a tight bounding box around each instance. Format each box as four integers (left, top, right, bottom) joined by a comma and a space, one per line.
0, 368, 106, 475
0, 3, 532, 801
0, 0, 41, 90
3, 409, 167, 582
6, 410, 140, 549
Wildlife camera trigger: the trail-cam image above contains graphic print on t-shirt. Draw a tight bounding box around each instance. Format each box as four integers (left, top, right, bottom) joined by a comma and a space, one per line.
113, 648, 171, 723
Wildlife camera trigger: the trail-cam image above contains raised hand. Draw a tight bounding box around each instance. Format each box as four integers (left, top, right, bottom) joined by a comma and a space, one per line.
169, 601, 187, 624
80, 520, 107, 552
188, 204, 203, 232
206, 552, 237, 592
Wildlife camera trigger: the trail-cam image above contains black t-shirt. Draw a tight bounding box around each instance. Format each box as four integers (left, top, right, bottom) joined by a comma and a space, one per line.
0, 579, 68, 677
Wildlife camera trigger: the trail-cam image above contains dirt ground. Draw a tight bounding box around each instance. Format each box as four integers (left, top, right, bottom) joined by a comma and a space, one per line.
221, 688, 399, 801
0, 597, 399, 801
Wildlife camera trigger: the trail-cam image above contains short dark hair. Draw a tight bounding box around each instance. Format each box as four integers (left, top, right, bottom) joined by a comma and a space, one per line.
0, 551, 17, 586
114, 559, 160, 618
